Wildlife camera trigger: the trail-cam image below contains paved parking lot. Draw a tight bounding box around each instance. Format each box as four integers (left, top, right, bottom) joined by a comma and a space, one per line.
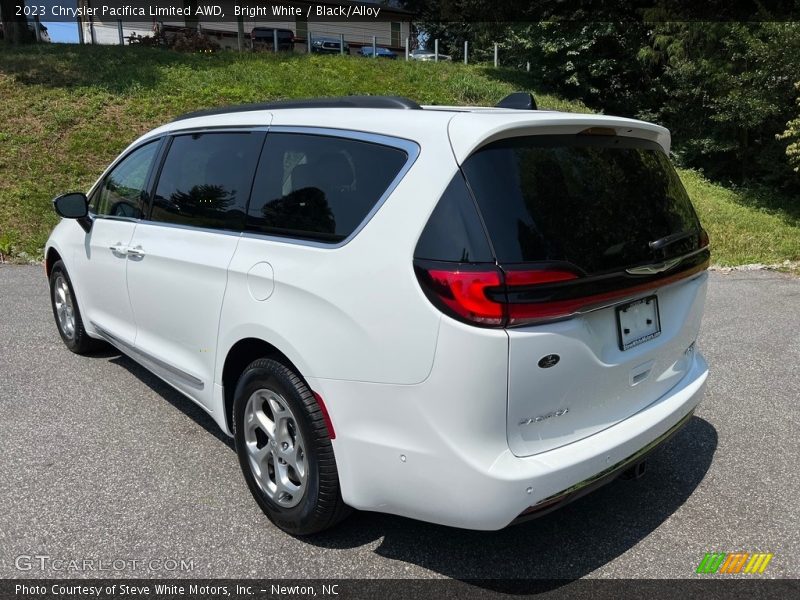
1, 266, 798, 582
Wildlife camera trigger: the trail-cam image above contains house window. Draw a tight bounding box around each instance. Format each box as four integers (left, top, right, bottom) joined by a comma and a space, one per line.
391, 21, 401, 47
296, 15, 308, 41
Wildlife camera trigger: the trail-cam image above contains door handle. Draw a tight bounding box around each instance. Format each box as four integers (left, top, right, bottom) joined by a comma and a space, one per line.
109, 244, 128, 255
126, 245, 145, 257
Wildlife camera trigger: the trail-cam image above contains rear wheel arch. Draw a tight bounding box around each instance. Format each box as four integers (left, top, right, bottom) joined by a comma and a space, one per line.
221, 338, 304, 434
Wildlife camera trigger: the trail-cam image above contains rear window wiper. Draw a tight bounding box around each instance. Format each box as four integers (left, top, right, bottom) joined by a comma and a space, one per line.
648, 230, 697, 250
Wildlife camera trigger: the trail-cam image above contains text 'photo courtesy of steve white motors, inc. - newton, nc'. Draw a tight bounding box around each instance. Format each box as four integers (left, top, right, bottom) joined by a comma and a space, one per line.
23, 1, 385, 21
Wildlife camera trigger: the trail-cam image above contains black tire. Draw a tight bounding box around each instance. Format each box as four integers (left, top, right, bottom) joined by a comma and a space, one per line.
233, 358, 350, 535
49, 260, 103, 355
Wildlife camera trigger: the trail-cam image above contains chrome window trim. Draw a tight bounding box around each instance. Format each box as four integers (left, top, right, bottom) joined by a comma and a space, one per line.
87, 125, 420, 249
131, 219, 244, 238
241, 125, 421, 249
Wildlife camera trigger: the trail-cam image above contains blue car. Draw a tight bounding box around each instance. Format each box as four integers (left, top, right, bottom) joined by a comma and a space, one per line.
359, 46, 397, 59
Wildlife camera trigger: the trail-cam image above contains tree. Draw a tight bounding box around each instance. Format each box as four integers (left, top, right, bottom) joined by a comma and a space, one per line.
642, 22, 800, 186
0, 0, 30, 45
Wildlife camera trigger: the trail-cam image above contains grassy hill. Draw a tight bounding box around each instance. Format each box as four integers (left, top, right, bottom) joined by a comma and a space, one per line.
1, 44, 798, 269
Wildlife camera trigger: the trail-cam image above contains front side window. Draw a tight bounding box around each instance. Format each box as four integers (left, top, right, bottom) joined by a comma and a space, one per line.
151, 132, 266, 231
247, 133, 408, 243
94, 141, 159, 219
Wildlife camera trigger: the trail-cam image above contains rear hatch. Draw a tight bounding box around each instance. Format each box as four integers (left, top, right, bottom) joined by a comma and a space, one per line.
415, 115, 709, 457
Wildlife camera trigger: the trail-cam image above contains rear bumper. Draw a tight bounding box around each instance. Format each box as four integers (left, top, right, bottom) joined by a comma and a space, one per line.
512, 407, 694, 523
311, 350, 708, 530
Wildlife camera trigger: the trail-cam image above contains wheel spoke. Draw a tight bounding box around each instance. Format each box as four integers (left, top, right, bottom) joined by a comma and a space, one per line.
242, 387, 308, 508
254, 407, 276, 439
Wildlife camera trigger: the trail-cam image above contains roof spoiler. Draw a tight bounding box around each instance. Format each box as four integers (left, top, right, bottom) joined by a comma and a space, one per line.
496, 92, 538, 110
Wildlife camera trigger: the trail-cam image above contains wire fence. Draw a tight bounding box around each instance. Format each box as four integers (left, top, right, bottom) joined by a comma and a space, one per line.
75, 19, 512, 67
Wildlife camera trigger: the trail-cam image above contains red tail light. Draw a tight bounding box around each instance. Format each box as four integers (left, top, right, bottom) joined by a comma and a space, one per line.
415, 256, 708, 328
424, 268, 504, 326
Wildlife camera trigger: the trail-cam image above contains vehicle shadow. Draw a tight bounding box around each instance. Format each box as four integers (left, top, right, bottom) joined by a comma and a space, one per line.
101, 348, 716, 590
307, 416, 717, 591
106, 352, 234, 450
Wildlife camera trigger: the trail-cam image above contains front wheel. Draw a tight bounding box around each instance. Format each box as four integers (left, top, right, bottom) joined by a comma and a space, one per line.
233, 358, 350, 535
49, 260, 102, 355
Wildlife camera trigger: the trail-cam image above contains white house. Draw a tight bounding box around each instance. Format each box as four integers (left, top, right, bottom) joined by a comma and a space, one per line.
77, 0, 414, 53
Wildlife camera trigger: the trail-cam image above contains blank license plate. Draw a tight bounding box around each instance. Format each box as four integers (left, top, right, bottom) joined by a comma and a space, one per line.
616, 296, 661, 350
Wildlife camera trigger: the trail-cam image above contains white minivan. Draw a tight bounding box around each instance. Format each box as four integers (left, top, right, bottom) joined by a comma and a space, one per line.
45, 94, 709, 534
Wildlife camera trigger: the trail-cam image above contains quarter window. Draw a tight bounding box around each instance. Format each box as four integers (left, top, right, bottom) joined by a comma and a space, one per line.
93, 141, 159, 219
247, 133, 408, 242
151, 132, 266, 231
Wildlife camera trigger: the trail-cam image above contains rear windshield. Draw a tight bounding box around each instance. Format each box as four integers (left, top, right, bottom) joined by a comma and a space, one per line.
461, 135, 702, 274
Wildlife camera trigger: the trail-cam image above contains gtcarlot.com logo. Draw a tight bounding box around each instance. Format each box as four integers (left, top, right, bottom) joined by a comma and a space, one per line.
15, 555, 198, 573
696, 552, 773, 574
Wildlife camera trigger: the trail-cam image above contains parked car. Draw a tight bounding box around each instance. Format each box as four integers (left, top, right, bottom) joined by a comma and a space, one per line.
359, 46, 397, 59
250, 27, 294, 51
410, 48, 450, 61
310, 35, 349, 54
46, 94, 710, 535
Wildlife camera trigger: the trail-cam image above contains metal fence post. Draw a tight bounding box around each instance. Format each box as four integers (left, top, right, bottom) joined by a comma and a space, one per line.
372, 35, 376, 58
340, 33, 345, 55
237, 15, 244, 52
273, 28, 278, 53
494, 43, 498, 67
526, 61, 530, 72
434, 38, 439, 62
405, 36, 409, 61
77, 17, 84, 44
117, 19, 124, 45
307, 32, 312, 53
464, 40, 468, 64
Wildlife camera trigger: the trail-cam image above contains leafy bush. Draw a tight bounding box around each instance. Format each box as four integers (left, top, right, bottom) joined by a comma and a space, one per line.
128, 28, 219, 53
778, 82, 800, 172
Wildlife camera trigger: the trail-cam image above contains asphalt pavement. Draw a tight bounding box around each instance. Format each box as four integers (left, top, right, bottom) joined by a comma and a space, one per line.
0, 266, 798, 582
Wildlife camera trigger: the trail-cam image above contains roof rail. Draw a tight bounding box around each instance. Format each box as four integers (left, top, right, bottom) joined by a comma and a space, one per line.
496, 92, 538, 110
173, 95, 422, 121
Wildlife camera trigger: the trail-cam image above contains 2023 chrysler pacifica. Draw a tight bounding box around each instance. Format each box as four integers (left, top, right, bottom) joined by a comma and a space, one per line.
45, 94, 709, 534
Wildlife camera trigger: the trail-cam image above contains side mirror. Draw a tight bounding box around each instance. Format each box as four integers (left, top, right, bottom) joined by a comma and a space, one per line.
53, 192, 89, 218
53, 192, 92, 233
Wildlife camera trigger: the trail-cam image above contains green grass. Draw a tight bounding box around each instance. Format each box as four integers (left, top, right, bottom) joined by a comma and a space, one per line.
682, 170, 800, 267
1, 44, 798, 269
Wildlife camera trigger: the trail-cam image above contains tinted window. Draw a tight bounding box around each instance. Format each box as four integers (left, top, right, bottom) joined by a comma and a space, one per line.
151, 132, 265, 230
414, 173, 493, 263
462, 135, 702, 273
248, 133, 408, 242
94, 141, 159, 218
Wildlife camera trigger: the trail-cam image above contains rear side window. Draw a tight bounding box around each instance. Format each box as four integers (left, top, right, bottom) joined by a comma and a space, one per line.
414, 173, 493, 263
461, 135, 702, 273
151, 131, 266, 231
247, 133, 408, 243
